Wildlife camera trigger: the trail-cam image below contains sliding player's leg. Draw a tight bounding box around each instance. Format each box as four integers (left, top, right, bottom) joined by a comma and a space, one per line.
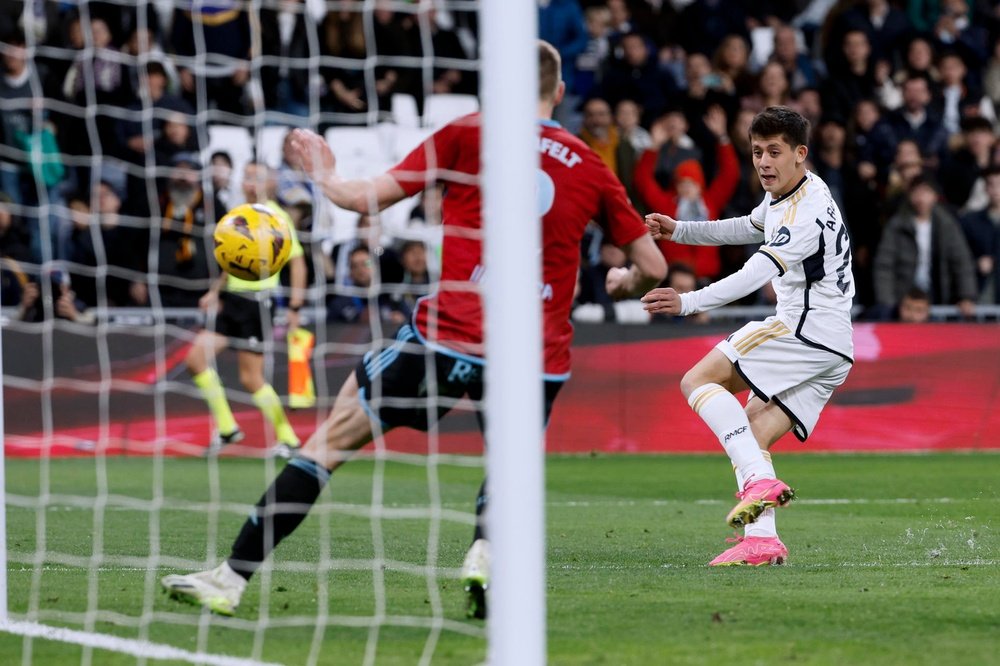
161, 371, 376, 614
163, 325, 472, 614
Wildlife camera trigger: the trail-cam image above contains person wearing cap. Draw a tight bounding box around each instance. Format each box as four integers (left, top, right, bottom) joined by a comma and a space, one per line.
634, 105, 740, 281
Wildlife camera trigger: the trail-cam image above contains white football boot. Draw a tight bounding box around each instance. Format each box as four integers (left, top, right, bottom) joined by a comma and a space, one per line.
461, 538, 490, 619
161, 562, 247, 616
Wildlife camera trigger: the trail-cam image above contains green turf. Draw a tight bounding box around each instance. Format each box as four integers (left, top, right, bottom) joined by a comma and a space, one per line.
2, 453, 998, 665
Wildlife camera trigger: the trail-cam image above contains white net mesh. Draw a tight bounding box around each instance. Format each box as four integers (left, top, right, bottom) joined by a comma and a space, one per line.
1, 1, 487, 663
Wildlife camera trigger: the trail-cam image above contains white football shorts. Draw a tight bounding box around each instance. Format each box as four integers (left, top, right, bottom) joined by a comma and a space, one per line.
716, 316, 852, 441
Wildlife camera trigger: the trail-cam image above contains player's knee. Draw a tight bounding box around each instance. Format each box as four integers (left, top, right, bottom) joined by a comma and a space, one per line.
679, 370, 703, 399
185, 348, 203, 375
238, 368, 263, 392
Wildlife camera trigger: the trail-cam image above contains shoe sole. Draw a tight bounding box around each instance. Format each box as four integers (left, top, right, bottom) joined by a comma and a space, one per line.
709, 554, 788, 567
162, 584, 236, 616
463, 578, 487, 620
725, 486, 796, 528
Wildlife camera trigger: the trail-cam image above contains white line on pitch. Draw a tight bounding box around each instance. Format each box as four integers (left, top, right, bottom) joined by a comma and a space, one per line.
548, 497, 992, 507
557, 559, 999, 570
0, 620, 283, 666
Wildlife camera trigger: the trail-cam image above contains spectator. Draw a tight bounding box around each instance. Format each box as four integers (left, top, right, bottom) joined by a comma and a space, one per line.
769, 24, 819, 94
578, 97, 619, 172
120, 61, 194, 165
66, 177, 136, 308
959, 167, 1000, 303
895, 35, 939, 86
676, 0, 749, 58
320, 2, 369, 121
575, 222, 625, 321
61, 16, 129, 158
645, 109, 701, 192
983, 38, 1000, 109
257, 0, 316, 118
822, 28, 877, 123
634, 106, 739, 281
538, 0, 588, 110
834, 0, 912, 64
0, 29, 67, 262
574, 5, 613, 104
599, 31, 678, 126
790, 86, 824, 128
330, 213, 401, 289
941, 116, 997, 211
425, 5, 477, 97
883, 138, 928, 217
886, 74, 950, 166
171, 4, 251, 116
721, 107, 763, 217
154, 110, 200, 169
712, 34, 756, 100
937, 51, 995, 135
153, 153, 220, 308
810, 117, 850, 216
209, 151, 236, 211
122, 23, 178, 94
327, 245, 404, 323
277, 129, 314, 203
897, 287, 931, 321
386, 239, 432, 322
931, 0, 988, 68
369, 4, 422, 119
613, 99, 652, 213
846, 100, 896, 305
17, 268, 89, 323
849, 98, 898, 182
681, 51, 739, 145
874, 176, 977, 316
741, 61, 792, 114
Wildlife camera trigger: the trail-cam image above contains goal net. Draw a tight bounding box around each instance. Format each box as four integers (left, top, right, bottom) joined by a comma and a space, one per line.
0, 0, 536, 663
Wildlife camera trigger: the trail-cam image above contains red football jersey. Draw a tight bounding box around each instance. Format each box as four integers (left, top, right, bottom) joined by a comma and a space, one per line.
388, 114, 646, 376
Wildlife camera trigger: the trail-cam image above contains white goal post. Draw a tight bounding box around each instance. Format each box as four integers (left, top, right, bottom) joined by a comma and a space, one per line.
480, 1, 545, 665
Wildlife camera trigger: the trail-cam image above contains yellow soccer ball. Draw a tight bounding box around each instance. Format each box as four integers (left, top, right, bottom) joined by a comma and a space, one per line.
213, 203, 292, 281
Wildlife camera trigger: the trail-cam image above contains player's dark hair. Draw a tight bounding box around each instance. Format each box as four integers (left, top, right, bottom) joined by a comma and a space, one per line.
538, 40, 561, 102
749, 106, 810, 149
903, 287, 930, 303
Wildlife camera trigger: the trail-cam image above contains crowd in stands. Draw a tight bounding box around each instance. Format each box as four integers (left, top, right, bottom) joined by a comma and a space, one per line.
1, 0, 999, 326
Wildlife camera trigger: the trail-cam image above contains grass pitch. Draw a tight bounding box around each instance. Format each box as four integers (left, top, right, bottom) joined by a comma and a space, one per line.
2, 452, 998, 665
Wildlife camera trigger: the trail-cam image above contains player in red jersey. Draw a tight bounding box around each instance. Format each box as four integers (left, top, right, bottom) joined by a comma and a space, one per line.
161, 40, 666, 619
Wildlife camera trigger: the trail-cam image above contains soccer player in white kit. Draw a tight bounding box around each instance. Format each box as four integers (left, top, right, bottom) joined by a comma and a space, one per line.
642, 106, 854, 566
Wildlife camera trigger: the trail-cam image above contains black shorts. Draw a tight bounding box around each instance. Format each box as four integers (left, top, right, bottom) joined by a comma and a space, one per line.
356, 324, 564, 432
213, 291, 270, 353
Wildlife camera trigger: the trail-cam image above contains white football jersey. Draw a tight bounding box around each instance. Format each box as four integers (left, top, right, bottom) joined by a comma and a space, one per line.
749, 171, 854, 361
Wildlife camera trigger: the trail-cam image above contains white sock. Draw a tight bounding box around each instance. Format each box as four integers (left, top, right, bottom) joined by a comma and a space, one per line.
689, 384, 774, 483
735, 451, 779, 538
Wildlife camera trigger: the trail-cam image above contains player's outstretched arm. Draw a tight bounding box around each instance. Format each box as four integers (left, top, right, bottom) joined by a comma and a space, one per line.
605, 233, 667, 299
642, 252, 779, 317
639, 286, 682, 315
648, 210, 766, 247
644, 213, 677, 241
288, 128, 407, 214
